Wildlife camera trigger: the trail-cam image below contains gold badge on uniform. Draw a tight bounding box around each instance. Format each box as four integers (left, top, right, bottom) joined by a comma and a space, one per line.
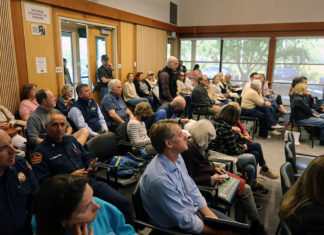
18, 172, 26, 183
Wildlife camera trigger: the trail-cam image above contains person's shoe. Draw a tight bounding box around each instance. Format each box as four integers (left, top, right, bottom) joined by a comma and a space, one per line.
252, 182, 269, 195
271, 124, 284, 129
260, 169, 279, 179
278, 117, 285, 122
259, 135, 271, 139
271, 130, 281, 136
251, 220, 268, 235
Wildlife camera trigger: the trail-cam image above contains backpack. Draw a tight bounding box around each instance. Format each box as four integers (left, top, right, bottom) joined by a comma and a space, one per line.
108, 152, 145, 178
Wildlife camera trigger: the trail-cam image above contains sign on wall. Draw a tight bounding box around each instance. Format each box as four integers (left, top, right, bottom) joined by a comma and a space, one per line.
36, 57, 47, 73
24, 3, 50, 24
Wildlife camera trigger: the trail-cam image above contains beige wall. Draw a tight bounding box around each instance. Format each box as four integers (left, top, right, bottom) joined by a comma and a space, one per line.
120, 22, 135, 84
136, 25, 167, 76
179, 0, 324, 26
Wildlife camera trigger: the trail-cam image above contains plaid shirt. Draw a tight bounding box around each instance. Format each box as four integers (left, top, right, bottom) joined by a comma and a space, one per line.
209, 119, 245, 156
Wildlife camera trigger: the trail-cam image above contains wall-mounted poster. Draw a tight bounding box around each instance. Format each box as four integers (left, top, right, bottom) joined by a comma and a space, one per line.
25, 3, 50, 24
36, 57, 47, 74
31, 24, 46, 36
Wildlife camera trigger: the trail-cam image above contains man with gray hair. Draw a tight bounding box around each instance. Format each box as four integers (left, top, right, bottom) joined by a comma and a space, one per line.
241, 79, 283, 138
27, 88, 89, 148
101, 79, 134, 131
158, 56, 179, 103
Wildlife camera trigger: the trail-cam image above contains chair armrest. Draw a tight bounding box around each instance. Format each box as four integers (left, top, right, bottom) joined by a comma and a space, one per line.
134, 220, 190, 235
191, 102, 210, 108
203, 216, 250, 233
296, 152, 321, 157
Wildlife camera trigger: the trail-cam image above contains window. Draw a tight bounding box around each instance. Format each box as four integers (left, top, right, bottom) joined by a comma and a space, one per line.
61, 31, 74, 84
79, 37, 89, 84
222, 38, 270, 82
273, 37, 324, 104
96, 36, 106, 69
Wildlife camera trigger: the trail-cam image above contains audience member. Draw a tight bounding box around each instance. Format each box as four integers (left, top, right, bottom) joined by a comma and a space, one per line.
181, 120, 267, 234
177, 59, 187, 73
140, 119, 234, 234
210, 105, 268, 193
97, 54, 115, 100
224, 73, 241, 92
192, 75, 222, 115
56, 84, 75, 116
133, 72, 154, 106
31, 111, 134, 225
123, 73, 150, 107
192, 64, 202, 78
155, 96, 189, 124
280, 157, 324, 234
19, 83, 39, 121
27, 89, 89, 148
242, 72, 259, 95
68, 84, 108, 138
259, 73, 289, 115
145, 71, 159, 99
0, 105, 26, 150
241, 79, 283, 138
127, 102, 156, 155
158, 56, 178, 103
177, 71, 192, 96
101, 79, 134, 132
292, 83, 324, 145
33, 174, 135, 235
209, 75, 229, 105
228, 102, 278, 179
63, 58, 73, 85
0, 129, 39, 234
217, 72, 240, 100
185, 71, 196, 91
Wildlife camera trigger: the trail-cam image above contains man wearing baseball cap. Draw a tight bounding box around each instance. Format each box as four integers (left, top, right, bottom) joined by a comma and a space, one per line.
97, 54, 115, 100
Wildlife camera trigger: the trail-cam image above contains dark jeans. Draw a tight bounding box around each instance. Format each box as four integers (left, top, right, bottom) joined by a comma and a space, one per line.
245, 141, 267, 168
241, 106, 277, 138
89, 178, 134, 226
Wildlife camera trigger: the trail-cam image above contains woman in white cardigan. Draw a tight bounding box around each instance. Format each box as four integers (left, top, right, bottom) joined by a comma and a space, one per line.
127, 102, 156, 155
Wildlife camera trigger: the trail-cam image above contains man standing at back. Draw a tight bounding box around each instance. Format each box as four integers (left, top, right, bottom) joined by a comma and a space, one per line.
68, 83, 109, 138
97, 54, 115, 100
158, 56, 179, 103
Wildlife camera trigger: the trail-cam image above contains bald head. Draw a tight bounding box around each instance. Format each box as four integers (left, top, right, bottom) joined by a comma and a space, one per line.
167, 56, 179, 71
171, 96, 186, 110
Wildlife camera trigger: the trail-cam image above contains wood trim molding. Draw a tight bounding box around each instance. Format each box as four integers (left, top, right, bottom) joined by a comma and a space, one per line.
10, 0, 28, 93
31, 0, 179, 32
179, 22, 324, 34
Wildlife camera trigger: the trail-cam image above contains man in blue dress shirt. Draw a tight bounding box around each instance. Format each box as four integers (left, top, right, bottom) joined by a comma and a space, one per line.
140, 119, 232, 234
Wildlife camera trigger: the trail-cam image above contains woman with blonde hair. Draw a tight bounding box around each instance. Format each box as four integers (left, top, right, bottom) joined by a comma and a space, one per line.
123, 73, 150, 107
280, 157, 324, 234
127, 102, 156, 155
292, 82, 324, 145
56, 84, 75, 116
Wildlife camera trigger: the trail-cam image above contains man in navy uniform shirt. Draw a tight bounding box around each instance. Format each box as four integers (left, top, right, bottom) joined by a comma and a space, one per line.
31, 110, 133, 226
0, 129, 39, 234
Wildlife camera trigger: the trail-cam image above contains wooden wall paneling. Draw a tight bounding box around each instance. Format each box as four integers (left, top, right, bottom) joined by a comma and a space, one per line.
0, 0, 21, 112
120, 22, 135, 85
136, 25, 167, 76
21, 1, 58, 96
10, 0, 28, 94
31, 0, 178, 33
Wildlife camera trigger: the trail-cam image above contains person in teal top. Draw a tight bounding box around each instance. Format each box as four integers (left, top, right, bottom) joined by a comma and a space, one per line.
32, 174, 135, 235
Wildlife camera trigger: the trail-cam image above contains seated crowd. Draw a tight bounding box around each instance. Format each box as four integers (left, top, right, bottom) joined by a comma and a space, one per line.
1, 55, 324, 234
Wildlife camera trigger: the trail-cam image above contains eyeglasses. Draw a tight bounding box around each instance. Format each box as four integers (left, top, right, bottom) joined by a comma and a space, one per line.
179, 75, 185, 77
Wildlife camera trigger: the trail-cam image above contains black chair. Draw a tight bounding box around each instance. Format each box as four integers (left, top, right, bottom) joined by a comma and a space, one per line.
275, 218, 292, 235
240, 116, 259, 139
191, 102, 213, 120
284, 142, 314, 175
287, 131, 319, 157
132, 181, 190, 235
114, 122, 141, 155
290, 105, 316, 148
85, 133, 140, 188
280, 162, 296, 195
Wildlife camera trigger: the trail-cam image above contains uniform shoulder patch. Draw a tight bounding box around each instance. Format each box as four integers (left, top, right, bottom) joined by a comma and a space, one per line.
31, 152, 42, 164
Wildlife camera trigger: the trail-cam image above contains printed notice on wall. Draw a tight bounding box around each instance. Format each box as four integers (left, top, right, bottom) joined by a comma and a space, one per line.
36, 57, 47, 74
25, 3, 50, 24
31, 24, 46, 36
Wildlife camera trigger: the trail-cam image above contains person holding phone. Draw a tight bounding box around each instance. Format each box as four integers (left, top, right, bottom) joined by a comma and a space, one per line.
181, 119, 267, 234
30, 110, 134, 226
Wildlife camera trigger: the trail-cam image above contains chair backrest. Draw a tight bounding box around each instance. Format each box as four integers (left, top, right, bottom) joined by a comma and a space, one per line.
284, 142, 297, 174
280, 162, 296, 195
287, 131, 294, 144
85, 133, 118, 162
132, 181, 149, 229
115, 122, 130, 142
